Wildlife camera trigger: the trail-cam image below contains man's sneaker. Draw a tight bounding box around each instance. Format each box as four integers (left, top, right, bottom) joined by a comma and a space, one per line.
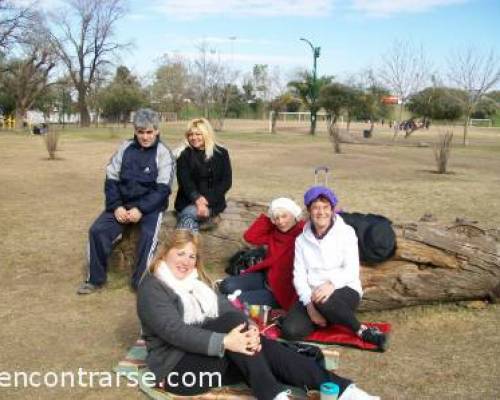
361, 327, 388, 352
76, 282, 101, 295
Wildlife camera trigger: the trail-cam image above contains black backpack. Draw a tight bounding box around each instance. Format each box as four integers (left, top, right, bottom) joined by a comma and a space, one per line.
340, 212, 396, 265
225, 247, 267, 276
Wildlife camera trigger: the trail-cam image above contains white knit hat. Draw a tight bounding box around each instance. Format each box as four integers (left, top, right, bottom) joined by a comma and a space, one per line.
268, 197, 302, 219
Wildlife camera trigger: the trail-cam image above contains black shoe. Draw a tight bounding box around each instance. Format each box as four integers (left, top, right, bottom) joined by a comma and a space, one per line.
361, 327, 388, 352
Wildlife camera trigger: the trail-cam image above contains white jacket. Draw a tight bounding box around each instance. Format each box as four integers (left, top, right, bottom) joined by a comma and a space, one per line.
293, 215, 363, 305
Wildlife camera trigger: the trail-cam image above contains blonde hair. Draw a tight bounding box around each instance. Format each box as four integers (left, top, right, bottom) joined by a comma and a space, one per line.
147, 229, 211, 285
184, 118, 218, 159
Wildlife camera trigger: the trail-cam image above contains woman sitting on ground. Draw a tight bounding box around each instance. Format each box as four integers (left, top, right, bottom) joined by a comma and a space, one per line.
137, 229, 380, 400
175, 118, 232, 232
219, 197, 304, 310
281, 186, 388, 351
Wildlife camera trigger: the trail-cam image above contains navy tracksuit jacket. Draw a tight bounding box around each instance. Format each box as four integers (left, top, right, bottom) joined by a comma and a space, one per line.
87, 136, 175, 288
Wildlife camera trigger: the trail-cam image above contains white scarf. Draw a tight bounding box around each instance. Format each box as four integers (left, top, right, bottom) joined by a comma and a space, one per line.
155, 261, 219, 324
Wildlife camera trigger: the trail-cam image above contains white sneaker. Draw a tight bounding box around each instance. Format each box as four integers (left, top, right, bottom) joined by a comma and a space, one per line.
273, 389, 292, 400
339, 384, 380, 400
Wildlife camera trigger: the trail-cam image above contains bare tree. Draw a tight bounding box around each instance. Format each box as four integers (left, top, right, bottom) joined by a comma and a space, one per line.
192, 41, 215, 119
151, 55, 192, 116
51, 0, 128, 127
45, 127, 60, 159
210, 65, 239, 131
379, 40, 430, 130
0, 0, 35, 52
192, 41, 239, 129
2, 16, 57, 129
447, 47, 500, 145
434, 130, 453, 174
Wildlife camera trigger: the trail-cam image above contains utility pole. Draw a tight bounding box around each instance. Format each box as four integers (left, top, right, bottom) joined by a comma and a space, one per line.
300, 37, 321, 135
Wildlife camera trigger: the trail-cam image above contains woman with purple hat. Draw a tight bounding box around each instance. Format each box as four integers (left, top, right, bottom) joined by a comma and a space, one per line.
280, 186, 387, 351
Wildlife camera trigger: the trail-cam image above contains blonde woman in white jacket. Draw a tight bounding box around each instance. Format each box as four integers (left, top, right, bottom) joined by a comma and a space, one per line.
281, 186, 387, 351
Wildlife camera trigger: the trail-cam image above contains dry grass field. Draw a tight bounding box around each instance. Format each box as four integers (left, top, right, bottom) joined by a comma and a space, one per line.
0, 120, 499, 399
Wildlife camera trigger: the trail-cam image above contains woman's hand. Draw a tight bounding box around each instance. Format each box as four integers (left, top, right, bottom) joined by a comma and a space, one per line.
195, 196, 210, 218
223, 323, 261, 355
306, 302, 327, 327
311, 282, 335, 304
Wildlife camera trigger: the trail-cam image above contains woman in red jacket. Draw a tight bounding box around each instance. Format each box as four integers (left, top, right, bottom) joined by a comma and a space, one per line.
219, 198, 304, 310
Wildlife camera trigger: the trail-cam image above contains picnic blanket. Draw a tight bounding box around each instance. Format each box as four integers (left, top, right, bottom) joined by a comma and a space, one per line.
114, 339, 254, 399
114, 339, 324, 400
265, 310, 391, 351
304, 322, 391, 351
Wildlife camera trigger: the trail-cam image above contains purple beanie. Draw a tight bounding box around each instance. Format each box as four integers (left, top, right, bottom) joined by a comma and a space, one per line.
304, 186, 338, 207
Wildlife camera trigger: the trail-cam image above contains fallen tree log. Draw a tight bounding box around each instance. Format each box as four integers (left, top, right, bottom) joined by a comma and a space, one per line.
110, 199, 500, 311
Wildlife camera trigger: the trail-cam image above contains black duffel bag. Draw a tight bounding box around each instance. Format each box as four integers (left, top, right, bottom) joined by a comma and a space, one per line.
340, 212, 396, 265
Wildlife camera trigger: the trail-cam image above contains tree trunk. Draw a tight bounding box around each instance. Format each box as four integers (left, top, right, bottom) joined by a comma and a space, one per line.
463, 114, 470, 146
271, 111, 278, 133
309, 110, 317, 135
77, 89, 90, 127
109, 200, 500, 311
15, 106, 26, 130
327, 115, 341, 154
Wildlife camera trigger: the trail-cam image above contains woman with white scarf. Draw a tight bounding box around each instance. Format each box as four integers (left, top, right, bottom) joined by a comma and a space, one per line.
137, 230, 379, 400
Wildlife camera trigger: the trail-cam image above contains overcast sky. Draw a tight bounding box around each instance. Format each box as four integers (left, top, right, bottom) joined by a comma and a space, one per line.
39, 0, 500, 85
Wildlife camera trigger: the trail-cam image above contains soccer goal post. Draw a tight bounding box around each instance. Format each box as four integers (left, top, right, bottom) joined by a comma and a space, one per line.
268, 111, 341, 132
469, 118, 492, 127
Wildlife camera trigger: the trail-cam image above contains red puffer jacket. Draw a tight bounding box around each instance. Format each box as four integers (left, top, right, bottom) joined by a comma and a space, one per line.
243, 214, 305, 310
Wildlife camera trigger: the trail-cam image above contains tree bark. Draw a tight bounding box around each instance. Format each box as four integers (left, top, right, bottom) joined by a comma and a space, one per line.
309, 107, 317, 135
463, 114, 470, 146
15, 107, 25, 130
271, 111, 278, 133
110, 200, 500, 311
77, 89, 90, 127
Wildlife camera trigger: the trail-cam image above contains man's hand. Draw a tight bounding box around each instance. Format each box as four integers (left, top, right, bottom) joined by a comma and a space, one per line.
306, 302, 327, 327
195, 196, 210, 218
311, 282, 335, 304
127, 207, 143, 223
114, 206, 129, 224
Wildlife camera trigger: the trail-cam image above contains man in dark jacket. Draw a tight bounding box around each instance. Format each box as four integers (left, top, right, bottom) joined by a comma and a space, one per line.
77, 108, 175, 294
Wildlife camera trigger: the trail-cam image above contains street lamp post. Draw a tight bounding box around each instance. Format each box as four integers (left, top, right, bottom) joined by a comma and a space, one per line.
300, 37, 321, 135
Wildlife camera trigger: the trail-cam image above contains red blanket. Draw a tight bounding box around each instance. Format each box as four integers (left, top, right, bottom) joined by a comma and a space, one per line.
304, 322, 391, 351
260, 313, 391, 351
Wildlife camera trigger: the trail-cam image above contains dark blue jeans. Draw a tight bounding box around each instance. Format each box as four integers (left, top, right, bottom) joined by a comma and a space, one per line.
219, 272, 279, 308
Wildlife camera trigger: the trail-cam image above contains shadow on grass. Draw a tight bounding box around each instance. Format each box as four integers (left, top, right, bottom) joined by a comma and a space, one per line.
415, 169, 457, 175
